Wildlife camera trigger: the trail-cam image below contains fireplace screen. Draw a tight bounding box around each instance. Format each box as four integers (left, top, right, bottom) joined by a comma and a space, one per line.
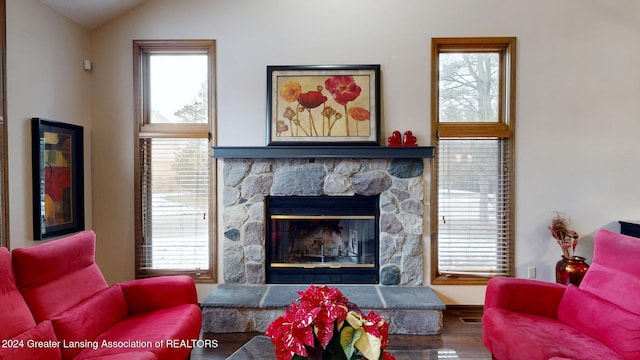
266, 195, 379, 284
269, 215, 375, 267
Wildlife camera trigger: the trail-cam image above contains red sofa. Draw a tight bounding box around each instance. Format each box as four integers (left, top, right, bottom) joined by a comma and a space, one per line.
1, 230, 202, 360
483, 229, 640, 360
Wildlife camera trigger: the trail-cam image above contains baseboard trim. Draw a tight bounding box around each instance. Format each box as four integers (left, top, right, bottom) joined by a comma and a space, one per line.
445, 304, 484, 312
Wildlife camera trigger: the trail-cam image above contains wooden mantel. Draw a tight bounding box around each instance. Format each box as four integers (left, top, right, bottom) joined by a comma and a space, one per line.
212, 145, 435, 159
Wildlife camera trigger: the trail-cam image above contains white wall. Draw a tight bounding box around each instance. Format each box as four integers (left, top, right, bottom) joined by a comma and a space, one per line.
6, 0, 92, 249
86, 0, 640, 304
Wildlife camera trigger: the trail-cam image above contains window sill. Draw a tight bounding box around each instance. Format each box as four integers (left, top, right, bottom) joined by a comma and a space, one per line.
431, 274, 492, 285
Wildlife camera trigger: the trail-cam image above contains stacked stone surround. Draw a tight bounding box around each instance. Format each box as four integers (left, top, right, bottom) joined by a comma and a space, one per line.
221, 157, 427, 286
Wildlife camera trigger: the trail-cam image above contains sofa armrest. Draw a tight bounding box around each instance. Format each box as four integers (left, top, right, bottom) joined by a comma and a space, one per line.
484, 277, 567, 319
119, 275, 198, 314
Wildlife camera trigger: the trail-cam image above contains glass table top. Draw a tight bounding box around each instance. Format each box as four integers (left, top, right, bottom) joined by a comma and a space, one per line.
226, 335, 460, 360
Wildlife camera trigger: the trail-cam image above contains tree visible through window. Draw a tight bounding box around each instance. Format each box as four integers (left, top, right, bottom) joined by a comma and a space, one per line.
134, 40, 216, 281
431, 38, 516, 284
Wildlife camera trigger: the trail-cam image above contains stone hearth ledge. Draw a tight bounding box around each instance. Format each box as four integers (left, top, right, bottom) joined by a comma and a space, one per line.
201, 284, 445, 335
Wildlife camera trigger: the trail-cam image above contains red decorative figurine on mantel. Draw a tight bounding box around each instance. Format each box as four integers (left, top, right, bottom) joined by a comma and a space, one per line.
388, 130, 418, 146
403, 130, 417, 146
388, 131, 402, 146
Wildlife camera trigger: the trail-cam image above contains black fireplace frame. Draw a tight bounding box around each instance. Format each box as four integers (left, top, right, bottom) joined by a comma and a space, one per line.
265, 195, 380, 284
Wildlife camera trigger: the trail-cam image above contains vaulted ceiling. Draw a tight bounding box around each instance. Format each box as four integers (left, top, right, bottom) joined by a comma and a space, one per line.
39, 0, 147, 30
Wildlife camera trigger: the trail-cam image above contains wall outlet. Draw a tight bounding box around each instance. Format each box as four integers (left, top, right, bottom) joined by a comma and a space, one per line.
527, 266, 536, 279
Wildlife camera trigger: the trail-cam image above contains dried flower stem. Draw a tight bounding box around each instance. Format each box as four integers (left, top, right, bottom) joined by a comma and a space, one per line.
549, 212, 579, 258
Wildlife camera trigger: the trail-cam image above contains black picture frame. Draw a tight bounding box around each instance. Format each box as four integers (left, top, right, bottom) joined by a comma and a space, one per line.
267, 64, 381, 146
31, 118, 84, 240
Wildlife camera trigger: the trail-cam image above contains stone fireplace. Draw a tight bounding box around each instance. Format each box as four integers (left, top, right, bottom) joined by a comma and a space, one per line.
266, 195, 379, 284
221, 157, 426, 286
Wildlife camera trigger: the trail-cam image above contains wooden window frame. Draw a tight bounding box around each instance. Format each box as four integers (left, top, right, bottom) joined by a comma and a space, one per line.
133, 39, 217, 282
430, 37, 516, 285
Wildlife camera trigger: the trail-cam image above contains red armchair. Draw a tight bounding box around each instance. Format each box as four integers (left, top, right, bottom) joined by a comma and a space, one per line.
0, 247, 62, 359
4, 230, 202, 360
482, 229, 640, 360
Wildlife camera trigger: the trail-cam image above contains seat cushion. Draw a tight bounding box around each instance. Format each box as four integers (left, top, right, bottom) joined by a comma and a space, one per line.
74, 304, 202, 360
483, 307, 625, 360
558, 285, 640, 360
12, 230, 109, 322
0, 247, 37, 339
0, 320, 62, 360
52, 285, 129, 359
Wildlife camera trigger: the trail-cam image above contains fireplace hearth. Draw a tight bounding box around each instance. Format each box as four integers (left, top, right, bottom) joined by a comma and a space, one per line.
266, 196, 379, 284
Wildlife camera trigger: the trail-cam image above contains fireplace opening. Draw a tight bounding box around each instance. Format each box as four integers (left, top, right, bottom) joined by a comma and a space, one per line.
266, 195, 380, 284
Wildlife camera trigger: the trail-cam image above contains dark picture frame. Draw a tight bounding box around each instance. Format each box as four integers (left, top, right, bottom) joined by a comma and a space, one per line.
267, 64, 381, 145
31, 118, 84, 240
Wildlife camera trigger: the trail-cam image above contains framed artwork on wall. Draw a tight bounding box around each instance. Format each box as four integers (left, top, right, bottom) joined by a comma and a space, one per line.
31, 118, 84, 240
267, 64, 381, 146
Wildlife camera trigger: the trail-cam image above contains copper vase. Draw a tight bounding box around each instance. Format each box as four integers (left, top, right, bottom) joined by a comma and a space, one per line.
555, 255, 589, 286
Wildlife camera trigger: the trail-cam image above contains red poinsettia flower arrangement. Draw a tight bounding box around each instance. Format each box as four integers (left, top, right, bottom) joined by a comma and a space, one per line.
265, 285, 395, 360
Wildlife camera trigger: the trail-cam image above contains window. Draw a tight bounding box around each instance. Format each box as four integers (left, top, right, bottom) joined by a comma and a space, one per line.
134, 40, 216, 281
431, 37, 516, 284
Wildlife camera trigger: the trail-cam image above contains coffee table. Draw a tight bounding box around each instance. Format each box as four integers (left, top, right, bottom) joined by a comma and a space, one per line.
226, 335, 459, 359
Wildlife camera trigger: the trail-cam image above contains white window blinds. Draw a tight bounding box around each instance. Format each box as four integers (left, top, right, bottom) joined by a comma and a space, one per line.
139, 137, 210, 273
437, 138, 511, 277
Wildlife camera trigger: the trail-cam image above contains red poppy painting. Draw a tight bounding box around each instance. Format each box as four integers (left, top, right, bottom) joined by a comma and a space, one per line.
267, 65, 380, 145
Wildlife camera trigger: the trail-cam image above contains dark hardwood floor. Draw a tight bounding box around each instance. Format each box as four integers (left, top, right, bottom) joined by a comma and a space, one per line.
191, 307, 490, 359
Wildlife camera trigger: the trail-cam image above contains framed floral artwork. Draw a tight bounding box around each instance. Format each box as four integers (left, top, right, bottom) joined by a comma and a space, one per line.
267, 65, 381, 145
31, 118, 85, 240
